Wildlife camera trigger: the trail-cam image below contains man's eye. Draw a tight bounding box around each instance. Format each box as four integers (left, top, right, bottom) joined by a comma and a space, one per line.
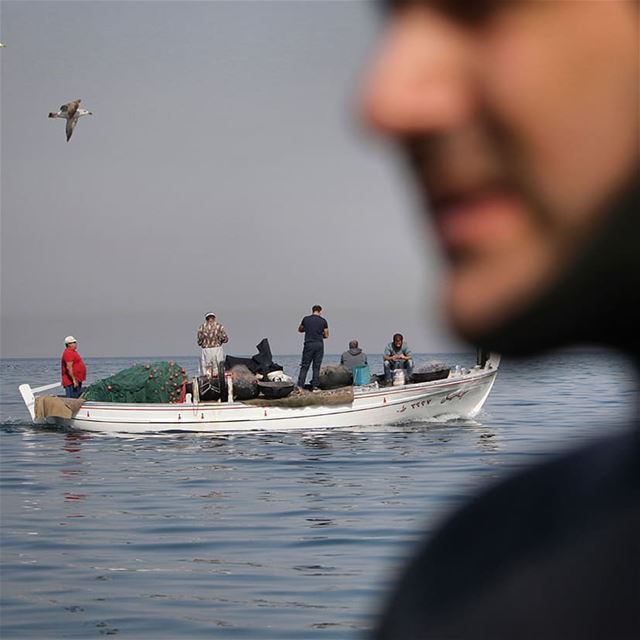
382, 0, 501, 25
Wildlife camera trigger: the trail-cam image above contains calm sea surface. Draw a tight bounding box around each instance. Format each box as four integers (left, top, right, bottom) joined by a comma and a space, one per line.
1, 351, 637, 639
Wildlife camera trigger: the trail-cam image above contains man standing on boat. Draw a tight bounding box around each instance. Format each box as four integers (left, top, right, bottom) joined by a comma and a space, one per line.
297, 305, 329, 391
383, 333, 413, 383
197, 312, 228, 376
61, 336, 86, 398
361, 1, 638, 638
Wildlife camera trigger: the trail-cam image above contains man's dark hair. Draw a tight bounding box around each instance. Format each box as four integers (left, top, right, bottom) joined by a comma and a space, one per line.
312, 305, 322, 313
393, 333, 403, 341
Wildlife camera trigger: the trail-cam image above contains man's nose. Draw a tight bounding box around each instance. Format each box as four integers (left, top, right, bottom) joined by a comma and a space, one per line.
361, 6, 475, 136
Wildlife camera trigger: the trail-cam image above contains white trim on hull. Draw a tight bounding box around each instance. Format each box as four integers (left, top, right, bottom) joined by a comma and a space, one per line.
20, 356, 499, 435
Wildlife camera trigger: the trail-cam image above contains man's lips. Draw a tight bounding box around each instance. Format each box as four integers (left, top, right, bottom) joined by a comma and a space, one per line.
429, 188, 526, 256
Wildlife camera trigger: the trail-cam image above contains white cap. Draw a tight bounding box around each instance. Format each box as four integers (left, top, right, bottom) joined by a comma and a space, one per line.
64, 335, 77, 344
205, 312, 215, 319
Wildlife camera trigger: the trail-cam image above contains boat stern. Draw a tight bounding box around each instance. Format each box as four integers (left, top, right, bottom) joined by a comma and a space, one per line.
18, 384, 37, 422
18, 381, 63, 424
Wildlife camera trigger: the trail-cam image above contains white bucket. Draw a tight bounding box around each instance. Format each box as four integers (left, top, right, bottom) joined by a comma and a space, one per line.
392, 369, 405, 386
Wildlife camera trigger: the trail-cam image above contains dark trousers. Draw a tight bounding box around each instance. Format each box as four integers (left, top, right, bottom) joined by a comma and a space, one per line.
298, 341, 324, 388
64, 383, 83, 398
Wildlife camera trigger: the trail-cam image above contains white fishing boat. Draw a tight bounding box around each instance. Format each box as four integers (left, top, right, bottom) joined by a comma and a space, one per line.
18, 355, 499, 435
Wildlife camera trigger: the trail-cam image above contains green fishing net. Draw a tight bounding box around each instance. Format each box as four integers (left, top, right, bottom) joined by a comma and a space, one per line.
82, 361, 188, 403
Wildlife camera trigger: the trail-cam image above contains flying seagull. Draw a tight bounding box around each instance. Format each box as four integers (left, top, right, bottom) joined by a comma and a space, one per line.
48, 98, 93, 142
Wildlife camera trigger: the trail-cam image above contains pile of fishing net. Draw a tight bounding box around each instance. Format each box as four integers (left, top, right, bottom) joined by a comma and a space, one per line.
83, 361, 188, 403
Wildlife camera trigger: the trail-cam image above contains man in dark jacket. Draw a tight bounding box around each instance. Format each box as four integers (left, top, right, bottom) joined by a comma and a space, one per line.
361, 1, 639, 638
340, 340, 368, 369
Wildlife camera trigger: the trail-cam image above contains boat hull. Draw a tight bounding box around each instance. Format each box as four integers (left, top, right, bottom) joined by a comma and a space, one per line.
21, 363, 498, 434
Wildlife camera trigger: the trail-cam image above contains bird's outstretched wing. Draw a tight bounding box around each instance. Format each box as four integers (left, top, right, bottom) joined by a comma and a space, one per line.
65, 117, 77, 142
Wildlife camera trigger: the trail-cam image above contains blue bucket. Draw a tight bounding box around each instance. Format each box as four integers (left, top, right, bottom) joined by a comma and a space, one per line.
352, 364, 370, 386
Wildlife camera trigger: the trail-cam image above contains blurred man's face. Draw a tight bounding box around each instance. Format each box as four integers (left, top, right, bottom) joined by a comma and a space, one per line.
362, 1, 638, 340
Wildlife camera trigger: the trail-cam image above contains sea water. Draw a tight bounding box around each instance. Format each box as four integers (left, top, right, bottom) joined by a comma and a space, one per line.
0, 351, 637, 639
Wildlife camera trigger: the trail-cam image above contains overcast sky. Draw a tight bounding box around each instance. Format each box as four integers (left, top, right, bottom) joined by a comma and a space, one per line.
1, 0, 462, 358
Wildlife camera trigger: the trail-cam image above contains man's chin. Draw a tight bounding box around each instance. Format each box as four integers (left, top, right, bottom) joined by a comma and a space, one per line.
444, 270, 575, 357
443, 271, 544, 348
445, 297, 504, 346
441, 240, 564, 348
